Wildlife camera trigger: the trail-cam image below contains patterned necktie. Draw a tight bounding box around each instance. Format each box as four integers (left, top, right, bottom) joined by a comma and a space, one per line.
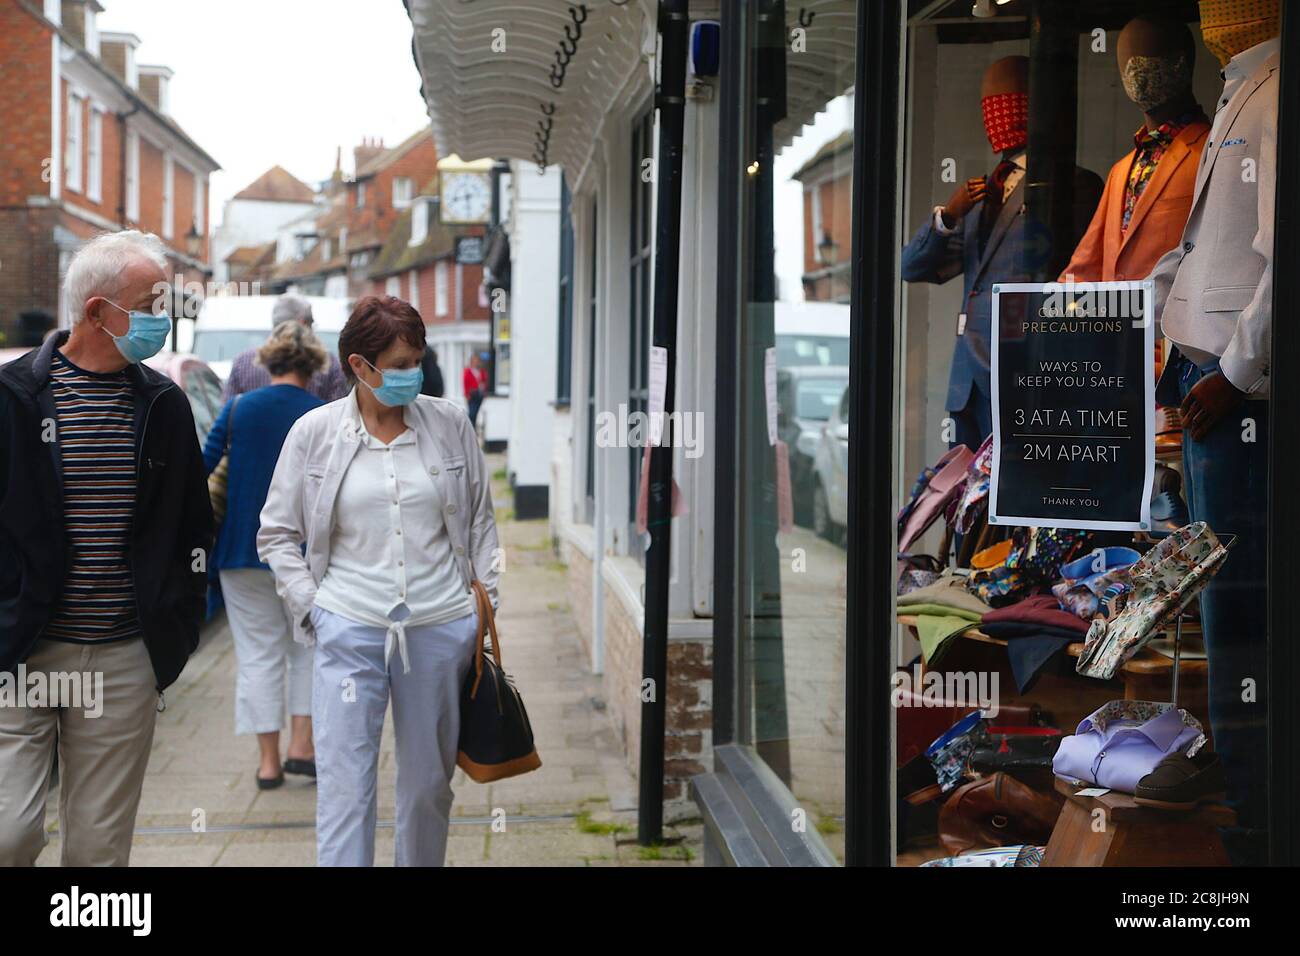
980, 158, 1020, 249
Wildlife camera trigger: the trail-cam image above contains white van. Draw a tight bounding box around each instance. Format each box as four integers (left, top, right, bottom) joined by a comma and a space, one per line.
190, 295, 351, 382
774, 300, 850, 368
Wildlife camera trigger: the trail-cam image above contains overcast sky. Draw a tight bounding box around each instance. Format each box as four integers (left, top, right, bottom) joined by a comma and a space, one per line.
97, 0, 432, 228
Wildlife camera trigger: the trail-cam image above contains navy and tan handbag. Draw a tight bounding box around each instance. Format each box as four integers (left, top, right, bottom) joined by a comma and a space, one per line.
457, 580, 542, 783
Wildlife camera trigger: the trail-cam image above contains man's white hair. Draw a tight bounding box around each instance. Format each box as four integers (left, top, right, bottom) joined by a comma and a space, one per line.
64, 230, 170, 325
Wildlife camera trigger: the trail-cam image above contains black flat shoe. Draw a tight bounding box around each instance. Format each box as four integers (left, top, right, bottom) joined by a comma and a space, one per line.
284, 758, 316, 778
256, 771, 285, 790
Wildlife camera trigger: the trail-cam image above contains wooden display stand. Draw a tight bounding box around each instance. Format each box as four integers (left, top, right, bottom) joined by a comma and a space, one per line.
1042, 778, 1234, 867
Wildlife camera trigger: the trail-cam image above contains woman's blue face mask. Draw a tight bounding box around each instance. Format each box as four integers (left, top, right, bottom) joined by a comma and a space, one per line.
360, 356, 423, 407
100, 300, 171, 364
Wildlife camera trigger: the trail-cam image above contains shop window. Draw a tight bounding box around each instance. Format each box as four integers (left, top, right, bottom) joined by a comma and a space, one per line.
725, 0, 859, 861
889, 0, 1279, 869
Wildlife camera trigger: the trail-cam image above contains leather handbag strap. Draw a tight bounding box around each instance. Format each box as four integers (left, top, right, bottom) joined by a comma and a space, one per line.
468, 580, 501, 698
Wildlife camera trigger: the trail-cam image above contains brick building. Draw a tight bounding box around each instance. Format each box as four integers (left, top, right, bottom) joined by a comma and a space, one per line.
364, 174, 490, 403
792, 129, 852, 303
0, 0, 220, 344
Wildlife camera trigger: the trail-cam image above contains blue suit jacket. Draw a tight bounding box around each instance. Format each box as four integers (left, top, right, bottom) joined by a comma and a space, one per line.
902, 169, 1103, 414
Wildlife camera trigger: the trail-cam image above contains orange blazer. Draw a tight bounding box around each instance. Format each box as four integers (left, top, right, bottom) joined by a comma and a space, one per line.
1061, 119, 1211, 283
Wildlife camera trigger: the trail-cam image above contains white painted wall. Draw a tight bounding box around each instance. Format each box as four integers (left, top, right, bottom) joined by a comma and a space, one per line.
211, 197, 319, 282
503, 163, 562, 492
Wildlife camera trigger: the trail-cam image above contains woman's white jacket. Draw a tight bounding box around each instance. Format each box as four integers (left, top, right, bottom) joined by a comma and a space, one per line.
257, 389, 500, 646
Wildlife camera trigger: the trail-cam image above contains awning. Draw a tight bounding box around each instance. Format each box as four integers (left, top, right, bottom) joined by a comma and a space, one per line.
406, 1, 857, 181
406, 0, 653, 180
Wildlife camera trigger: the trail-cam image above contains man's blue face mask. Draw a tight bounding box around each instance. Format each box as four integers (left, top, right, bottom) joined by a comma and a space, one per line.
100, 299, 171, 364
360, 356, 423, 407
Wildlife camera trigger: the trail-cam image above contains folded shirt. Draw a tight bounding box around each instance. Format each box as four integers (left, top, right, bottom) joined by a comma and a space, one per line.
897, 572, 991, 618
898, 604, 984, 663
1053, 700, 1207, 794
981, 593, 1090, 635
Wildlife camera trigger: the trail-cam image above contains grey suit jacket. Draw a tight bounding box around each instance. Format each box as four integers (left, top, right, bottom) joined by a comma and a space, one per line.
1151, 44, 1278, 397
257, 389, 500, 646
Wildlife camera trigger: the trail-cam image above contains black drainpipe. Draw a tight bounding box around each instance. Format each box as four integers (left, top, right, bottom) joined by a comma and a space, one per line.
638, 0, 689, 846
116, 102, 141, 226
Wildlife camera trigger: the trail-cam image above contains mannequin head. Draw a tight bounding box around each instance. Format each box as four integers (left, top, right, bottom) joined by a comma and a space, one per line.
1117, 16, 1196, 114
980, 56, 1030, 153
1198, 0, 1280, 66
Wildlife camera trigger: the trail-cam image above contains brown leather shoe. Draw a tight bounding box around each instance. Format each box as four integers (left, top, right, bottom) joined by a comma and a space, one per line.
1133, 750, 1226, 810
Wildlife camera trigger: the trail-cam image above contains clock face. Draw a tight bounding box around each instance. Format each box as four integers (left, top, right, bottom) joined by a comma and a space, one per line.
441, 172, 491, 223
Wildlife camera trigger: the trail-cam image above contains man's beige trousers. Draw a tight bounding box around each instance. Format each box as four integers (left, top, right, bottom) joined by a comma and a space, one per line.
0, 637, 157, 866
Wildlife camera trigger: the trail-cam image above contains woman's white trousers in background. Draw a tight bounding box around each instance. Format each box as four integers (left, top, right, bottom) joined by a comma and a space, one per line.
219, 568, 314, 736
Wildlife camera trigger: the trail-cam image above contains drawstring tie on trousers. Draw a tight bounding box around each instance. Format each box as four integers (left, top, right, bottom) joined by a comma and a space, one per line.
384, 620, 412, 674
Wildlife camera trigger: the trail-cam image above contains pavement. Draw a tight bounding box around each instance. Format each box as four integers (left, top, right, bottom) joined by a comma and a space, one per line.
36, 454, 703, 867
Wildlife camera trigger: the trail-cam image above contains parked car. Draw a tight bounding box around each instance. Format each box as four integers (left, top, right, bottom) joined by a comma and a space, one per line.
774, 300, 849, 368
143, 351, 224, 447
812, 383, 850, 544
777, 365, 849, 525
191, 294, 350, 382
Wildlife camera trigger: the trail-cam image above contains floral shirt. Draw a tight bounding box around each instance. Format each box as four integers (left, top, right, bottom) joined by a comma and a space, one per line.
1121, 109, 1207, 233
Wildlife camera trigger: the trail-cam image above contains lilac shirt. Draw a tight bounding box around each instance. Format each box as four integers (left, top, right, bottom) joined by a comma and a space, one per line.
1053, 701, 1206, 793
221, 347, 348, 403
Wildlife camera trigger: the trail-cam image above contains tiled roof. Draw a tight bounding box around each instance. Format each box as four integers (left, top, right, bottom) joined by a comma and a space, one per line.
366, 177, 465, 279
791, 129, 853, 182
355, 127, 436, 179
224, 242, 275, 265
233, 166, 317, 203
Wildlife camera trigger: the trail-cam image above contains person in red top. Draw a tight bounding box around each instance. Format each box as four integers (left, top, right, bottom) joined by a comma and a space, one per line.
463, 351, 488, 426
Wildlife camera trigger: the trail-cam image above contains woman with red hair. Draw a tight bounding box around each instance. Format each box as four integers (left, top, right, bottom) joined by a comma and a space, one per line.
258, 295, 501, 867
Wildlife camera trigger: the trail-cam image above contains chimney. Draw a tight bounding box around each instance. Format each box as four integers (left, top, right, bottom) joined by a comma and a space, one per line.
138, 65, 174, 114
100, 31, 141, 89
324, 146, 346, 197
353, 136, 386, 174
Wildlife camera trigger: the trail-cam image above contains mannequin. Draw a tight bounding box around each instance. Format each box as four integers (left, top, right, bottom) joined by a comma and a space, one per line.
1146, 0, 1280, 866
1062, 16, 1209, 285
902, 56, 1102, 451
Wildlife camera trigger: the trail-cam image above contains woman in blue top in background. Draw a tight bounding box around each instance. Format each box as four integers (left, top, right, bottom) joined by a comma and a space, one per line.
203, 322, 326, 789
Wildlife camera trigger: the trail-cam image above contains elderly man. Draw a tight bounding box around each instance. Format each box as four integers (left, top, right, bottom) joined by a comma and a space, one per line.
221, 294, 348, 401
0, 230, 212, 866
